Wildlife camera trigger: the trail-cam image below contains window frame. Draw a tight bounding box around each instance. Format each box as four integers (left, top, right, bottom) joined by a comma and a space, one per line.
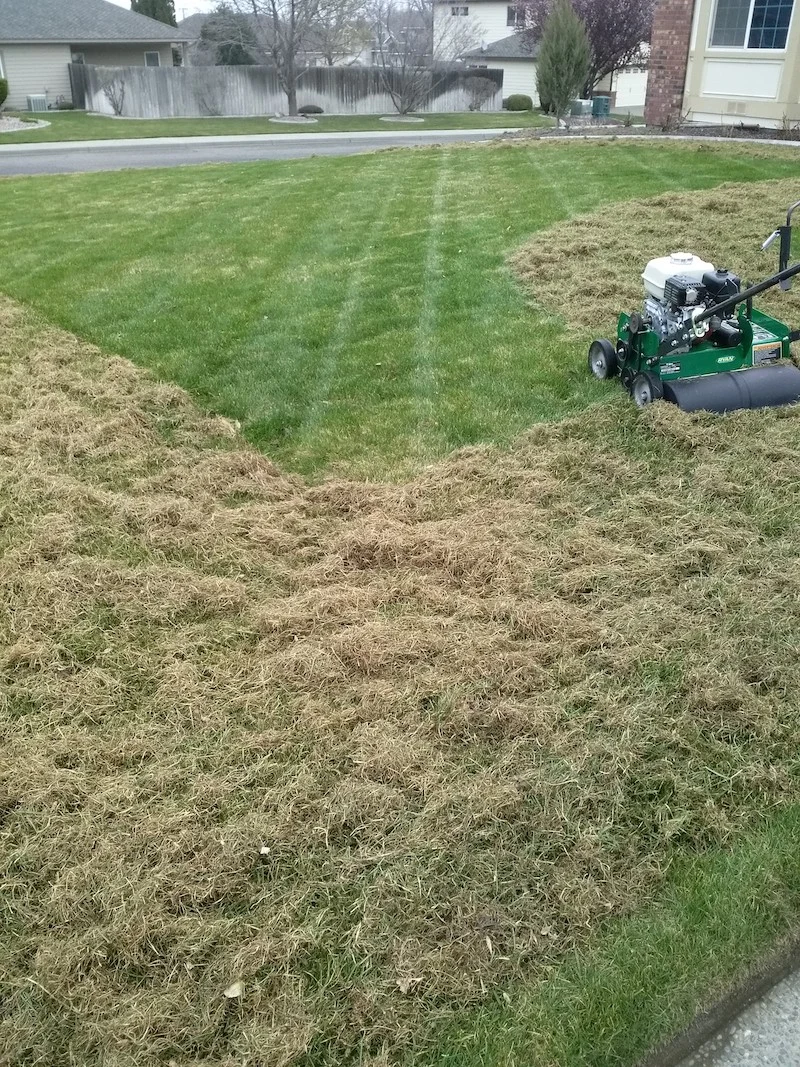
708, 0, 795, 50
507, 5, 523, 26
0, 51, 5, 79
144, 50, 162, 66
450, 5, 469, 14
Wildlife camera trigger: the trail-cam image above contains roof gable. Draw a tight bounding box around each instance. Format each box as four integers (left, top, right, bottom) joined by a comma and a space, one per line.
0, 0, 188, 43
465, 31, 538, 59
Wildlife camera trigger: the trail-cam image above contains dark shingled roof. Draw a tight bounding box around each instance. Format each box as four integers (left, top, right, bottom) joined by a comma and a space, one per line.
0, 0, 189, 43
464, 32, 538, 60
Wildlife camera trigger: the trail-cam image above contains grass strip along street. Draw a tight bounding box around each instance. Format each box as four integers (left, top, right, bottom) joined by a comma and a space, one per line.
0, 108, 551, 144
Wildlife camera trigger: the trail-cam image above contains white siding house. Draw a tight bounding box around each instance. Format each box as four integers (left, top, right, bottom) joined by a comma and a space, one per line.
0, 45, 74, 108
434, 0, 525, 57
684, 0, 800, 126
464, 33, 539, 103
438, 0, 648, 110
0, 0, 188, 111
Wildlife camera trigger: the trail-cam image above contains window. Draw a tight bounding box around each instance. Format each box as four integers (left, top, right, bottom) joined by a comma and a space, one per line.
710, 0, 794, 47
507, 5, 523, 26
450, 6, 469, 14
71, 52, 86, 64
144, 50, 161, 66
0, 51, 5, 78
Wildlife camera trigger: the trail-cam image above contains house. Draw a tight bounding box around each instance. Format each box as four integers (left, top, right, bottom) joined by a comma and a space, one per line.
438, 0, 648, 109
0, 0, 190, 111
433, 0, 525, 59
645, 0, 800, 128
593, 45, 650, 112
463, 33, 539, 101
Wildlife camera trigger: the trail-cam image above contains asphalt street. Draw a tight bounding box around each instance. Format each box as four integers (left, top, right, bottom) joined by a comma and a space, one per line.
0, 128, 515, 176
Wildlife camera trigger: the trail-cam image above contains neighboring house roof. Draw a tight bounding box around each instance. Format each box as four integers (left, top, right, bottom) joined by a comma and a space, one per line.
0, 0, 189, 43
464, 32, 538, 59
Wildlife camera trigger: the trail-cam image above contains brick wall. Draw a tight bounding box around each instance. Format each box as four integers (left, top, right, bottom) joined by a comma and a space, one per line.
644, 0, 696, 127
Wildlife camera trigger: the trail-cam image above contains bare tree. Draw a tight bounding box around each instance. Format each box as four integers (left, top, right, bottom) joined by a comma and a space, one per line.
230, 0, 322, 114
200, 3, 263, 65
464, 74, 497, 111
102, 76, 126, 116
311, 0, 372, 64
368, 0, 478, 115
516, 0, 655, 91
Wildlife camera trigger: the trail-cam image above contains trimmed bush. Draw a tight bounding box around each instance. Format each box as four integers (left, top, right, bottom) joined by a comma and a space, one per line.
0, 79, 8, 109
298, 104, 323, 115
505, 93, 533, 111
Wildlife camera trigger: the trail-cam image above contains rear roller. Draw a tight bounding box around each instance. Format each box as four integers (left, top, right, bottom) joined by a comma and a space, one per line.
662, 364, 800, 413
588, 339, 617, 380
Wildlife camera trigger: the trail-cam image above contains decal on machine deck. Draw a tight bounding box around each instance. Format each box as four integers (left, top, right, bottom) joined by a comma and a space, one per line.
751, 324, 783, 365
753, 343, 782, 364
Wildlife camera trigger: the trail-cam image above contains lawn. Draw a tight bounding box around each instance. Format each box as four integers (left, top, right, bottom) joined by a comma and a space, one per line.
4, 291, 800, 1067
4, 140, 800, 1066
1, 140, 799, 478
0, 108, 550, 143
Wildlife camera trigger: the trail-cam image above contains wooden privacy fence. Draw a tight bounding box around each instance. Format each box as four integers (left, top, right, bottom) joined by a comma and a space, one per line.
69, 63, 503, 118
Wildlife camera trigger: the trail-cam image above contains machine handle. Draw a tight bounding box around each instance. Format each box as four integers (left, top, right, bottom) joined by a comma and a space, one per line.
762, 230, 780, 251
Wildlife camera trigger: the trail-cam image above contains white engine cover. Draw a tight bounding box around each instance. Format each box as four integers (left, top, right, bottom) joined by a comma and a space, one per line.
642, 252, 714, 301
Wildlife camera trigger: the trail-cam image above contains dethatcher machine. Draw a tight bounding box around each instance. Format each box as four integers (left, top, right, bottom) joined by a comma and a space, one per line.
588, 201, 800, 412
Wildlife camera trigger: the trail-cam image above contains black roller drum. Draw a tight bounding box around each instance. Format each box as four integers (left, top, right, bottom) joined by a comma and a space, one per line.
662, 365, 800, 413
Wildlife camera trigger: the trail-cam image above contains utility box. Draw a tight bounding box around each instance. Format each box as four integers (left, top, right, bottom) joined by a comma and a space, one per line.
26, 95, 48, 113
592, 95, 611, 118
570, 99, 592, 116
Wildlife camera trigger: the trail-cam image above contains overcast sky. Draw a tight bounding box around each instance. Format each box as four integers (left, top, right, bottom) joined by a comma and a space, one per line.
106, 0, 219, 17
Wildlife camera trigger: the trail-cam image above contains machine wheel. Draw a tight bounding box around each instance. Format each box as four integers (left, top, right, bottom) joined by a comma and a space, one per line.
631, 372, 664, 408
588, 339, 618, 380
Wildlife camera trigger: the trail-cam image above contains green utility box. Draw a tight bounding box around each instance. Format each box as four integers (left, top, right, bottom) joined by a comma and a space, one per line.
591, 95, 611, 118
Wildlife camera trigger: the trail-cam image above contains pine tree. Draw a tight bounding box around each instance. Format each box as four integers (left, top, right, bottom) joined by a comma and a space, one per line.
535, 0, 590, 122
200, 5, 260, 64
131, 0, 177, 27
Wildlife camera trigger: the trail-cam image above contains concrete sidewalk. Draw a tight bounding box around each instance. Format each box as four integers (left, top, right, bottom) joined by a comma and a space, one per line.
679, 969, 800, 1066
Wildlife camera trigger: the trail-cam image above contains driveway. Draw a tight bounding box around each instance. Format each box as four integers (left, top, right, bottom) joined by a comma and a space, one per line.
0, 128, 520, 176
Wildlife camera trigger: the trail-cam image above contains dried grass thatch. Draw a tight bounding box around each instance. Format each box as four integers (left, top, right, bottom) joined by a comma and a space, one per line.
4, 249, 800, 1064
511, 177, 800, 343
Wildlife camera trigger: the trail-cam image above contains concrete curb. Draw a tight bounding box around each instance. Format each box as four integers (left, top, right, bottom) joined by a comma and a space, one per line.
637, 933, 800, 1067
508, 132, 800, 149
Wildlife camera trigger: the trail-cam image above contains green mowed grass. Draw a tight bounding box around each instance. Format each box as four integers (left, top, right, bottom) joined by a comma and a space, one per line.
2, 141, 799, 477
0, 108, 550, 143
419, 803, 800, 1066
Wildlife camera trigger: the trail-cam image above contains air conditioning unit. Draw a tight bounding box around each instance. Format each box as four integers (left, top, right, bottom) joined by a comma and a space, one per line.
27, 95, 48, 113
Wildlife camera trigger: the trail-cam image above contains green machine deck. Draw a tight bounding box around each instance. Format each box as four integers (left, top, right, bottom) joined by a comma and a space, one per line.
588, 201, 800, 413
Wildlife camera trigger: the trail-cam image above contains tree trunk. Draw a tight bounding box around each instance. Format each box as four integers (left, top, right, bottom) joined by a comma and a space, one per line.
286, 51, 298, 114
